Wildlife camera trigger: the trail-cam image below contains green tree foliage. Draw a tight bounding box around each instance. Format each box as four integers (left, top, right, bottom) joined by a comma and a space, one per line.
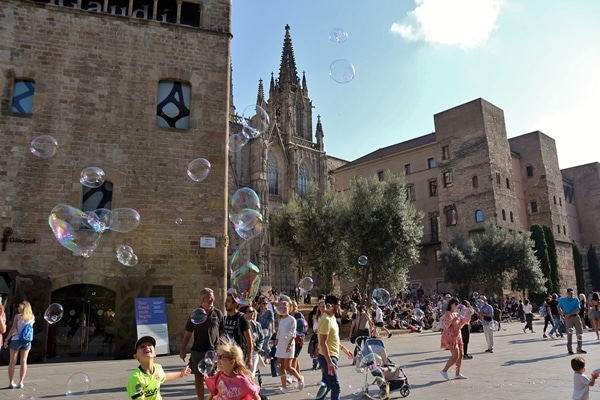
588, 245, 600, 291
530, 225, 552, 293
573, 241, 585, 294
542, 225, 560, 293
342, 172, 424, 293
442, 221, 545, 297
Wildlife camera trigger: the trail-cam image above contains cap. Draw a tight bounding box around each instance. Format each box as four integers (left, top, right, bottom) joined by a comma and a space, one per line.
135, 336, 156, 350
567, 288, 574, 293
444, 294, 452, 299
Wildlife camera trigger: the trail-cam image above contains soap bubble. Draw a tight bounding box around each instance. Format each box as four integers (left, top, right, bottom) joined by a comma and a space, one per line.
295, 318, 308, 336
569, 327, 575, 334
241, 105, 270, 139
44, 303, 64, 324
364, 376, 389, 400
358, 255, 368, 266
233, 209, 264, 240
230, 262, 261, 305
229, 187, 261, 224
360, 353, 383, 370
414, 308, 424, 322
278, 294, 292, 304
198, 351, 217, 376
329, 28, 348, 43
275, 301, 289, 316
228, 132, 250, 153
490, 320, 499, 331
190, 308, 207, 325
30, 135, 58, 158
298, 277, 314, 293
80, 167, 105, 188
329, 59, 355, 84
19, 386, 36, 400
187, 158, 211, 182
229, 241, 252, 272
372, 289, 390, 307
48, 204, 103, 256
65, 372, 91, 396
116, 245, 138, 267
315, 381, 328, 398
175, 217, 183, 225
90, 208, 112, 232
109, 208, 141, 233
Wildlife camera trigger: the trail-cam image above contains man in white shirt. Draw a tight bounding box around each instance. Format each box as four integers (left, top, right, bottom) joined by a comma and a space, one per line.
372, 304, 392, 338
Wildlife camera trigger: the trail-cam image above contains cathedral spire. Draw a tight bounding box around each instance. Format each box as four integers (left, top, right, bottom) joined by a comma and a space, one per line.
256, 78, 266, 108
302, 70, 308, 96
278, 24, 299, 92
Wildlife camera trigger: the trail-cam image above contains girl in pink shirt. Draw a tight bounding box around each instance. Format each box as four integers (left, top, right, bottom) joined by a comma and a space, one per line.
206, 343, 260, 400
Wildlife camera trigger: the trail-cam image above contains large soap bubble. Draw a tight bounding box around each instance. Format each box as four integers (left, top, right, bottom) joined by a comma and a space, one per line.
298, 277, 314, 294
109, 208, 141, 233
233, 209, 263, 241
329, 59, 355, 84
241, 105, 270, 139
360, 352, 384, 370
295, 318, 308, 336
229, 187, 261, 223
372, 289, 390, 307
190, 308, 207, 325
198, 350, 217, 376
414, 308, 424, 322
65, 372, 91, 396
90, 208, 112, 232
116, 244, 138, 267
230, 262, 261, 305
48, 204, 103, 256
19, 386, 36, 400
187, 158, 211, 182
229, 241, 252, 272
80, 167, 105, 188
44, 303, 64, 324
364, 375, 390, 400
228, 132, 250, 153
329, 28, 349, 43
30, 135, 58, 158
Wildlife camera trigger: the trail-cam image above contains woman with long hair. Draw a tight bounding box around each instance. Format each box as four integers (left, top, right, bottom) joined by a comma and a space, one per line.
274, 301, 304, 392
4, 300, 35, 388
206, 343, 260, 400
307, 298, 325, 370
588, 292, 600, 340
440, 298, 472, 380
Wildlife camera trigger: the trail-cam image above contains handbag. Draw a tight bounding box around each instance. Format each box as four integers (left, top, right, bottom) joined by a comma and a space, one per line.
307, 333, 317, 356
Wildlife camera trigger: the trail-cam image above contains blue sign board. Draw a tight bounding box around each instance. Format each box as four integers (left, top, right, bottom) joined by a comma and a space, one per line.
135, 297, 167, 325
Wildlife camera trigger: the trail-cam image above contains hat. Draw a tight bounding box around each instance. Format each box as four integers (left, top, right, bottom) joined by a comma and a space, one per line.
324, 294, 340, 306
567, 288, 574, 293
135, 336, 156, 350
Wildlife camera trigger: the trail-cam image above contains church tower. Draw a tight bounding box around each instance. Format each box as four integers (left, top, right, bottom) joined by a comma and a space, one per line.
229, 25, 328, 291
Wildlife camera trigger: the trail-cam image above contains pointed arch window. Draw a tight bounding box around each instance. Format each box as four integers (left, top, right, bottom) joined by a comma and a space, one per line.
299, 163, 309, 198
268, 151, 279, 195
475, 210, 484, 223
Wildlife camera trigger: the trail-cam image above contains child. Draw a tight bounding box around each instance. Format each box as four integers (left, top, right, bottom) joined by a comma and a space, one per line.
572, 356, 599, 400
126, 336, 190, 399
206, 343, 261, 400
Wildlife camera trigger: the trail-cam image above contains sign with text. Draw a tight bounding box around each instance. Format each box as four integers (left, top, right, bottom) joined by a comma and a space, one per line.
134, 297, 169, 355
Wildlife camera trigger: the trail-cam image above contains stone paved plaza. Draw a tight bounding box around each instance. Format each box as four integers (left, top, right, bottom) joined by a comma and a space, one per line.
0, 318, 598, 399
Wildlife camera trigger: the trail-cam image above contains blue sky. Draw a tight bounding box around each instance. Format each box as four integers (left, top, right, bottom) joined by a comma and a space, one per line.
231, 0, 600, 169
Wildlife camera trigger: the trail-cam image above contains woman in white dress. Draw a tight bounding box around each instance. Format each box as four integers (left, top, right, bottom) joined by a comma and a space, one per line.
274, 301, 304, 392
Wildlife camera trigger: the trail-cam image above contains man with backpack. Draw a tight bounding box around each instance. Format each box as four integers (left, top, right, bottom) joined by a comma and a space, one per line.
221, 292, 253, 368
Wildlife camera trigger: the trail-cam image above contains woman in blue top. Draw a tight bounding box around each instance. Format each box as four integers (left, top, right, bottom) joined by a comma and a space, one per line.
4, 300, 35, 389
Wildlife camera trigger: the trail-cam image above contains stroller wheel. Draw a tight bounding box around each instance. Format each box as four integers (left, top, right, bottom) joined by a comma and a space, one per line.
399, 386, 410, 397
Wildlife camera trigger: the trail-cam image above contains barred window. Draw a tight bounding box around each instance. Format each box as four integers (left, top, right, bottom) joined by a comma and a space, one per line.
149, 285, 174, 304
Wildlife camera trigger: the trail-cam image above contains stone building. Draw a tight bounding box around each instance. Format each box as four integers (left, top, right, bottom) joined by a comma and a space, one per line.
229, 25, 345, 292
332, 98, 599, 295
0, 0, 232, 360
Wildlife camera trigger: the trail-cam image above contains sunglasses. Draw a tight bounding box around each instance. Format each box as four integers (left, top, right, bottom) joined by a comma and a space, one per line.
217, 354, 232, 361
245, 309, 255, 313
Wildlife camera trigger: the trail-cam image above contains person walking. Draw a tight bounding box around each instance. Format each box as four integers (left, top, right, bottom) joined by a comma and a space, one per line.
460, 300, 473, 359
4, 300, 35, 389
588, 292, 600, 340
548, 293, 564, 339
439, 298, 472, 380
522, 299, 535, 333
579, 293, 588, 330
480, 296, 495, 353
559, 288, 586, 355
540, 297, 554, 338
317, 294, 353, 400
257, 298, 274, 361
239, 305, 264, 384
179, 288, 223, 400
371, 303, 392, 339
274, 300, 304, 392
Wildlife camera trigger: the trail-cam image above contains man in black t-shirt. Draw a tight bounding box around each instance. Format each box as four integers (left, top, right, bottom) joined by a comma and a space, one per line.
547, 293, 564, 338
220, 292, 253, 367
179, 288, 223, 400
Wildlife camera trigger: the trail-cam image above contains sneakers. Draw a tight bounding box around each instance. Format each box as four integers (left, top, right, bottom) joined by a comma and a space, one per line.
577, 349, 587, 354
463, 354, 473, 359
531, 330, 536, 333
455, 374, 468, 379
523, 327, 527, 333
543, 334, 547, 338
440, 370, 449, 380
8, 383, 16, 389
388, 333, 392, 338
298, 377, 305, 390
568, 350, 574, 355
550, 334, 555, 340
17, 383, 23, 389
485, 348, 493, 353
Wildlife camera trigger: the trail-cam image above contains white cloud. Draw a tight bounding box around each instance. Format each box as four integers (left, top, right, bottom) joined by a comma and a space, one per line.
391, 0, 505, 49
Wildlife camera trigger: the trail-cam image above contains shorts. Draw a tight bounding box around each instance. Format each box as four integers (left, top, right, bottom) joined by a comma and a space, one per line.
375, 322, 384, 327
189, 350, 206, 375
9, 339, 31, 351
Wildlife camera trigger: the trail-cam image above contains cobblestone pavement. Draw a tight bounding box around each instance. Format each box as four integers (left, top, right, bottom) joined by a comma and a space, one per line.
0, 318, 598, 399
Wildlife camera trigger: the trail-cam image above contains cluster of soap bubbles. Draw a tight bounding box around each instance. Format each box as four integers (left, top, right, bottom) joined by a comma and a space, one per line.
48, 204, 141, 259
229, 187, 263, 241
198, 350, 217, 376
228, 105, 270, 153
116, 245, 138, 267
65, 372, 91, 396
44, 303, 64, 324
372, 288, 390, 307
328, 28, 355, 84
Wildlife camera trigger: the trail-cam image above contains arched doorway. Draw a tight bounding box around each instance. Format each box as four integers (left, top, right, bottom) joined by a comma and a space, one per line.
47, 284, 116, 361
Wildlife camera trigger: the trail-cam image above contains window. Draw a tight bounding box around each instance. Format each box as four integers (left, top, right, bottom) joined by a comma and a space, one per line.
526, 165, 533, 178
268, 151, 278, 195
149, 285, 173, 304
444, 206, 457, 226
11, 79, 35, 114
553, 196, 557, 205
430, 216, 439, 242
472, 176, 478, 188
531, 201, 538, 213
156, 80, 191, 129
557, 224, 561, 233
406, 185, 415, 201
442, 145, 449, 160
427, 157, 435, 169
502, 209, 506, 221
496, 172, 501, 185
404, 164, 411, 175
559, 197, 562, 206
429, 180, 438, 197
564, 185, 575, 203
298, 162, 309, 197
563, 225, 567, 234
510, 211, 514, 222
82, 181, 113, 213
443, 170, 453, 187
475, 210, 484, 223
506, 178, 510, 189
435, 249, 442, 262
377, 170, 384, 181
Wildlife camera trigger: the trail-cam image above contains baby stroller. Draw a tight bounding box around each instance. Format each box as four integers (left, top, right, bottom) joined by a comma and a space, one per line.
355, 337, 410, 398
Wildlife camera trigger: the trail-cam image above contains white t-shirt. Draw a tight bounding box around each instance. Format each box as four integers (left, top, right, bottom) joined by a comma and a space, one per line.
573, 372, 591, 400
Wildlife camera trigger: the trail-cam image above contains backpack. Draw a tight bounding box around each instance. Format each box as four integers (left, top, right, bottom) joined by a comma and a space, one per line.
19, 322, 33, 343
